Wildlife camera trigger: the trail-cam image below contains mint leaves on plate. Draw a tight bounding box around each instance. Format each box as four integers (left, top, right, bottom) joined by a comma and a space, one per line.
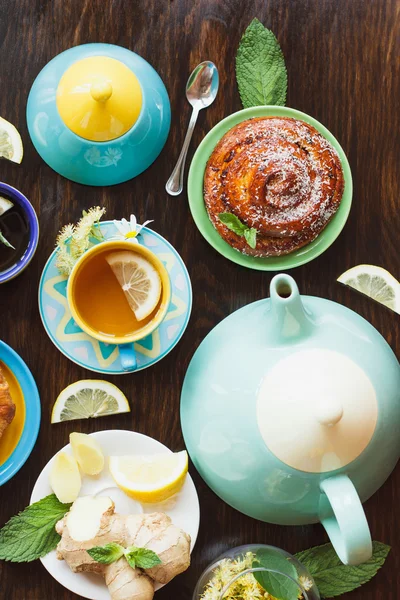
295, 541, 391, 598
87, 542, 125, 565
88, 542, 161, 570
125, 547, 162, 570
0, 494, 71, 562
236, 17, 287, 108
218, 212, 257, 249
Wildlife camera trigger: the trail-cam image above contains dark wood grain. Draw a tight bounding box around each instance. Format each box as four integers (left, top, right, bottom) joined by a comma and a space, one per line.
0, 0, 399, 598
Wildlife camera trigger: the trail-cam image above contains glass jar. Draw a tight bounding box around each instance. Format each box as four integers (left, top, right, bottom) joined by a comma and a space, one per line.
193, 544, 320, 600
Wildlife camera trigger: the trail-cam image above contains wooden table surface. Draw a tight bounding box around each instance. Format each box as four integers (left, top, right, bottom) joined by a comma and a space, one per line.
0, 0, 399, 598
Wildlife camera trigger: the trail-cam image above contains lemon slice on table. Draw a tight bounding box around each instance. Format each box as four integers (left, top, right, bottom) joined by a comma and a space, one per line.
338, 265, 400, 314
109, 451, 189, 503
106, 251, 161, 321
0, 116, 23, 163
51, 380, 130, 423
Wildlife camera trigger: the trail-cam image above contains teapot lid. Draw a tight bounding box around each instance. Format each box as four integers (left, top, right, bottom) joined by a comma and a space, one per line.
257, 348, 378, 473
56, 56, 142, 142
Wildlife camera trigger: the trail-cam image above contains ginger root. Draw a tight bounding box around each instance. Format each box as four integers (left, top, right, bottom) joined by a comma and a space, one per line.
55, 496, 191, 600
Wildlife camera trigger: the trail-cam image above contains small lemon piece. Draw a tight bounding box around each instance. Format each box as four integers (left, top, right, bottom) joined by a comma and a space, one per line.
70, 432, 105, 475
49, 452, 81, 503
51, 380, 130, 423
105, 251, 162, 321
0, 116, 23, 163
109, 450, 188, 503
0, 196, 13, 216
338, 264, 400, 314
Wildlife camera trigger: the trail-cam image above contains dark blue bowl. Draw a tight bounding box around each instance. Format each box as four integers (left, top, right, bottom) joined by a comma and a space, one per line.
0, 182, 39, 283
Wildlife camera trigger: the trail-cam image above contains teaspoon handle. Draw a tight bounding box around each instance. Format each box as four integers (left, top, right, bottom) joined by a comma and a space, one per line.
166, 106, 199, 196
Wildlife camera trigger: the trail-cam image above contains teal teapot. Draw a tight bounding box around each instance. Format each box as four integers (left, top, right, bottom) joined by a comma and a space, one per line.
181, 274, 400, 565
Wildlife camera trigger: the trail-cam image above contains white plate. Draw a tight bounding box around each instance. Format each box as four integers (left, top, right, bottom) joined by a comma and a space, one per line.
30, 430, 200, 600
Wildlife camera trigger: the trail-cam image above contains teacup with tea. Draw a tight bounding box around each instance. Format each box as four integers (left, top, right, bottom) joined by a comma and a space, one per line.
67, 240, 171, 371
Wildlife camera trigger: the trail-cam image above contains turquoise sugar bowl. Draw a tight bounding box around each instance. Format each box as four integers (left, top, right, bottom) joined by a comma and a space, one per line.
181, 274, 400, 565
26, 43, 171, 186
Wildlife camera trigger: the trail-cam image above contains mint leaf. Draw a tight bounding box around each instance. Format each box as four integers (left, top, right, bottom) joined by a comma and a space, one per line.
218, 213, 257, 249
254, 548, 301, 600
125, 546, 162, 570
0, 229, 14, 249
0, 494, 71, 562
236, 18, 287, 108
125, 551, 137, 569
88, 542, 125, 564
244, 227, 257, 249
295, 541, 390, 598
218, 212, 247, 236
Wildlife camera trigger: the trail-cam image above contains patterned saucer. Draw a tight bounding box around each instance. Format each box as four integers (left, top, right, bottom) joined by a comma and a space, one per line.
38, 223, 192, 374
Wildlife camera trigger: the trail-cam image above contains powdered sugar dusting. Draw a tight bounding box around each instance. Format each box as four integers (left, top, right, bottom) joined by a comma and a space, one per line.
204, 117, 345, 257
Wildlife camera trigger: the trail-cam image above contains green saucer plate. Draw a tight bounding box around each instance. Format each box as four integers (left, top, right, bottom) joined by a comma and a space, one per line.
187, 106, 353, 271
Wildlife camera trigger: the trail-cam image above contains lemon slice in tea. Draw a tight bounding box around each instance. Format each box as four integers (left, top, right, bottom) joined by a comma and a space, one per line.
51, 380, 130, 423
0, 116, 23, 163
106, 250, 161, 321
109, 450, 188, 503
0, 196, 13, 216
338, 264, 400, 314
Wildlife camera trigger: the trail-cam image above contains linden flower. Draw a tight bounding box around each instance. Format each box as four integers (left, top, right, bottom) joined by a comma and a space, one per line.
55, 207, 106, 276
299, 575, 313, 592
112, 214, 153, 243
200, 553, 275, 600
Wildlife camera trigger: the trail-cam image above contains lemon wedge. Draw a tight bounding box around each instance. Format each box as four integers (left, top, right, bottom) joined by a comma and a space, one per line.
51, 380, 130, 423
49, 452, 81, 503
0, 116, 23, 163
338, 265, 400, 314
109, 450, 188, 503
0, 196, 13, 216
70, 432, 105, 475
106, 250, 161, 321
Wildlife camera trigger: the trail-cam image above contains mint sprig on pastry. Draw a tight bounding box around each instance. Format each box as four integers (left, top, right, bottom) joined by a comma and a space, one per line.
218, 213, 257, 249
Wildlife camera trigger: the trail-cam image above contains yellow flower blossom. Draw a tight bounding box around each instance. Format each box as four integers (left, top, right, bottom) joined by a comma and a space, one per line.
299, 575, 313, 592
200, 553, 276, 600
55, 207, 106, 276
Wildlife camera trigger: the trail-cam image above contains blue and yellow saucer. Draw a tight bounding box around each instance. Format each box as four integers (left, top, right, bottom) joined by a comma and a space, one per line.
38, 223, 192, 374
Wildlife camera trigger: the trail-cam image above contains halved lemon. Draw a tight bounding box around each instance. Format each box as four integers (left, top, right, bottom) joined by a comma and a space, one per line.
0, 116, 23, 163
51, 380, 130, 423
338, 265, 400, 314
109, 450, 188, 503
106, 250, 161, 321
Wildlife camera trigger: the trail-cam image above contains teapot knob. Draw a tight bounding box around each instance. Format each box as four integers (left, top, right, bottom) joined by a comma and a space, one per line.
90, 80, 113, 103
316, 400, 343, 427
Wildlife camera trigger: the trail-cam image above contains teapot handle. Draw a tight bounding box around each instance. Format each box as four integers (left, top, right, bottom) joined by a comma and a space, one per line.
320, 475, 372, 565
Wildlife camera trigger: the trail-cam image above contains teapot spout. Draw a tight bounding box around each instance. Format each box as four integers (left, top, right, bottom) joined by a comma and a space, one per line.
268, 274, 313, 341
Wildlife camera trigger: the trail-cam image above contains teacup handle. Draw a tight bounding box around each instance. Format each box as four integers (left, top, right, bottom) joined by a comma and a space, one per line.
320, 475, 372, 565
119, 343, 137, 372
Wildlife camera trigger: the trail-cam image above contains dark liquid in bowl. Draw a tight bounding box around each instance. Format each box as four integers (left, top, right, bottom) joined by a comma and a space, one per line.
0, 197, 30, 272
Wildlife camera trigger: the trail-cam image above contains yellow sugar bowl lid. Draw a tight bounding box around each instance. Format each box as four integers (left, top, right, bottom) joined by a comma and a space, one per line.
56, 56, 142, 142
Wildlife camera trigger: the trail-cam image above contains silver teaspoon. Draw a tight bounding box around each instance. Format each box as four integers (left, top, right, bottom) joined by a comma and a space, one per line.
166, 61, 219, 196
